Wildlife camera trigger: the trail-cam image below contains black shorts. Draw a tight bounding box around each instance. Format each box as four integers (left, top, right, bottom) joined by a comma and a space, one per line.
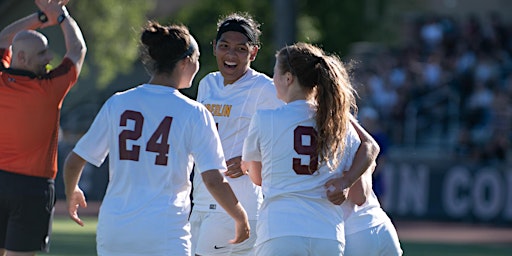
0, 170, 55, 252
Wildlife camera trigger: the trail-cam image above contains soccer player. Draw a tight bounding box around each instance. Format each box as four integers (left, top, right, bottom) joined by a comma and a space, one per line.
189, 12, 283, 256
242, 43, 378, 255
0, 0, 86, 255
63, 21, 249, 256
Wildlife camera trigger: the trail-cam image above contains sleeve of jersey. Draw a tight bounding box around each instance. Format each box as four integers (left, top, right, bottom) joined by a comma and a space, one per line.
242, 111, 262, 162
190, 107, 227, 173
72, 100, 111, 167
342, 125, 362, 171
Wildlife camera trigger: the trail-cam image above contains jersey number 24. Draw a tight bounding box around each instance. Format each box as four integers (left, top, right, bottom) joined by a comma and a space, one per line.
118, 110, 172, 166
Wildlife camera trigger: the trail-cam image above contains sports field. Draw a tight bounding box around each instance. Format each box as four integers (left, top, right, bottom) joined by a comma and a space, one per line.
41, 215, 512, 256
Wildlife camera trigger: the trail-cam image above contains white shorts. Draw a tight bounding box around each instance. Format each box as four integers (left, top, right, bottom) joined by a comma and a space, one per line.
344, 220, 403, 256
255, 236, 343, 256
190, 211, 257, 256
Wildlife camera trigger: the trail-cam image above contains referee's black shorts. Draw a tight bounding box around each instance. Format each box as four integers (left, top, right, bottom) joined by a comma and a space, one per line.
0, 170, 55, 252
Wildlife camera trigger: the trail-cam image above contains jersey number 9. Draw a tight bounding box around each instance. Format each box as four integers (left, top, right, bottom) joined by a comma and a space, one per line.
293, 126, 318, 175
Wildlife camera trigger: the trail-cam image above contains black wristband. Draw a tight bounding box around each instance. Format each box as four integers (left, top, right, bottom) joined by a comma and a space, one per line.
37, 10, 48, 23
57, 14, 67, 24
57, 8, 69, 24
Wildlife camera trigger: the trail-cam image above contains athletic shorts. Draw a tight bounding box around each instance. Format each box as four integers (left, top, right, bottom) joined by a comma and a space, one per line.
190, 211, 257, 256
344, 220, 403, 256
0, 170, 55, 252
255, 236, 344, 256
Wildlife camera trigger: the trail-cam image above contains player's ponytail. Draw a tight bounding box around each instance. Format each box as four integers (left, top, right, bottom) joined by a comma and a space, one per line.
276, 43, 357, 170
314, 53, 358, 169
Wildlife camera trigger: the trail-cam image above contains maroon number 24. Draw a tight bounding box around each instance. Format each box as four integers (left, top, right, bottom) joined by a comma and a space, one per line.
118, 110, 173, 166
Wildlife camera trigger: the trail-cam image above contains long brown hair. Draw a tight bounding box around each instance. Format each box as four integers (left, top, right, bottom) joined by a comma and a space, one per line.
276, 43, 358, 169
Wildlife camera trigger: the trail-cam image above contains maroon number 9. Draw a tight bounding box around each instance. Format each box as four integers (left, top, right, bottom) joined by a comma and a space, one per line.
293, 126, 318, 175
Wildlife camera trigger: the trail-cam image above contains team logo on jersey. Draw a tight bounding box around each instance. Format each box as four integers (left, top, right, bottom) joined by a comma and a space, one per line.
204, 104, 232, 117
209, 204, 217, 209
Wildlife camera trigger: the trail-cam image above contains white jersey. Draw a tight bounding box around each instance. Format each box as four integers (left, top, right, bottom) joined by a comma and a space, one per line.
242, 100, 361, 246
342, 169, 392, 235
73, 84, 226, 256
192, 68, 283, 219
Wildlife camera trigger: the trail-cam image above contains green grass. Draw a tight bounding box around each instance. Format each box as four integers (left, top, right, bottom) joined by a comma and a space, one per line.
40, 217, 97, 256
41, 217, 512, 256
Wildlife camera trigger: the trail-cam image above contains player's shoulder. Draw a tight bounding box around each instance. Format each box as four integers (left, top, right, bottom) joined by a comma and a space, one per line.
199, 71, 222, 85
171, 90, 207, 112
247, 68, 273, 86
344, 122, 362, 154
197, 72, 223, 95
254, 106, 281, 120
105, 86, 138, 104
346, 123, 361, 142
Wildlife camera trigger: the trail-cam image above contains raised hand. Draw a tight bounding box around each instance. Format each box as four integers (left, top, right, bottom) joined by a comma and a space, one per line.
35, 0, 68, 28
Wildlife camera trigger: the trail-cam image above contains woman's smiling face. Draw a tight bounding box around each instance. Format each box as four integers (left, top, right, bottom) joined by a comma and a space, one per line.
213, 31, 258, 85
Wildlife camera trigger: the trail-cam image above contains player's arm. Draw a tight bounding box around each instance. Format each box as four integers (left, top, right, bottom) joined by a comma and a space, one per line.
345, 115, 380, 206
325, 115, 380, 205
201, 169, 250, 244
242, 160, 262, 186
347, 162, 376, 206
63, 151, 88, 226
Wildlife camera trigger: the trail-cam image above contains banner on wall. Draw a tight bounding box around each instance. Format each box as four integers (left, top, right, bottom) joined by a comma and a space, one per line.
379, 160, 512, 225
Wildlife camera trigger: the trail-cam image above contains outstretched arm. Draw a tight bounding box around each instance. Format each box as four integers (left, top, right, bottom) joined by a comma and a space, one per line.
63, 151, 88, 226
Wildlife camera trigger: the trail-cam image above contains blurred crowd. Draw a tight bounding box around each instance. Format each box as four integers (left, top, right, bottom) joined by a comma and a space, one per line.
352, 12, 512, 165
